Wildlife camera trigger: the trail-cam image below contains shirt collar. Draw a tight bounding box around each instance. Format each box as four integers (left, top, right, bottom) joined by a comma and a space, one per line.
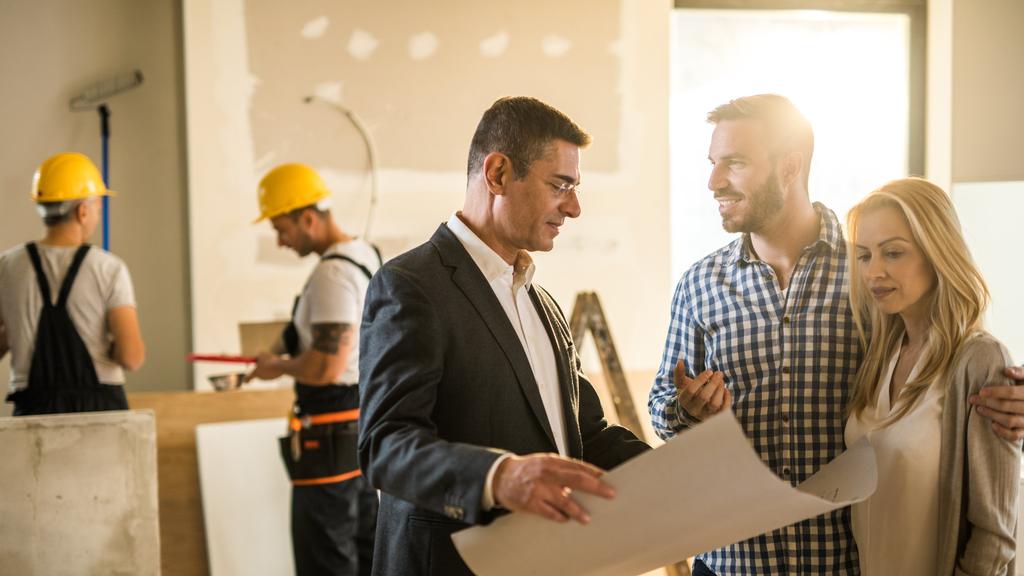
730, 202, 843, 265
446, 212, 536, 289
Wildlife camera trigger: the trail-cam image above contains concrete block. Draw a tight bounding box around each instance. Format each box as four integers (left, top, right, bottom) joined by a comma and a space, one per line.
0, 410, 160, 576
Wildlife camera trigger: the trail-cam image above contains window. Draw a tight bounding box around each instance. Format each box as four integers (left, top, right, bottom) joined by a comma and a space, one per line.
670, 2, 923, 278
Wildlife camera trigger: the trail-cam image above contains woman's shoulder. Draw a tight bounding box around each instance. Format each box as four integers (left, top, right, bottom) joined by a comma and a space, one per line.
958, 331, 1011, 362
950, 331, 1013, 391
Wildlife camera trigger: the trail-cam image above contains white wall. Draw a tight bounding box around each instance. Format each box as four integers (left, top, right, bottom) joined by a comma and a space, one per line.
934, 0, 1024, 361
953, 182, 1024, 362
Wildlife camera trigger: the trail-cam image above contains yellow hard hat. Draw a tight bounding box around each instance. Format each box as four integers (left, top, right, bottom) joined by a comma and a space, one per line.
254, 163, 331, 222
32, 152, 115, 203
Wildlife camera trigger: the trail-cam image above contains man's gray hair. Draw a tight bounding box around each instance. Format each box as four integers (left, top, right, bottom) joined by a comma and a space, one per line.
36, 200, 84, 227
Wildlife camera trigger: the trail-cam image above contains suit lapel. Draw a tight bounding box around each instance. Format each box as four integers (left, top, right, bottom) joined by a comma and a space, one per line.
430, 225, 557, 450
529, 286, 583, 460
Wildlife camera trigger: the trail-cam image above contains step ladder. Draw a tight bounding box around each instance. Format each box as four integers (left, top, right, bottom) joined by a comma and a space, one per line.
569, 291, 692, 576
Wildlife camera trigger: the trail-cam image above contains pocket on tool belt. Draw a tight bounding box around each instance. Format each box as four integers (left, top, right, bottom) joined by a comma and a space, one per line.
278, 422, 360, 484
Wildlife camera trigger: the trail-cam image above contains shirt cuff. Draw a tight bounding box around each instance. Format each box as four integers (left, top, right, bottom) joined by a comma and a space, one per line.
481, 453, 514, 510
675, 395, 703, 428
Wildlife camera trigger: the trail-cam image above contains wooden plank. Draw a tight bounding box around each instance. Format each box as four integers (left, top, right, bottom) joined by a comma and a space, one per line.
128, 388, 294, 576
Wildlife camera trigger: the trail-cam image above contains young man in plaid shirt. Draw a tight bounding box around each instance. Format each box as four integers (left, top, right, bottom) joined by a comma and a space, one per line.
648, 94, 1024, 575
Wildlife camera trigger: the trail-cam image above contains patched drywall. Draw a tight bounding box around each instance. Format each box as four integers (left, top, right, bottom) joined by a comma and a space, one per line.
184, 0, 673, 390
242, 0, 622, 173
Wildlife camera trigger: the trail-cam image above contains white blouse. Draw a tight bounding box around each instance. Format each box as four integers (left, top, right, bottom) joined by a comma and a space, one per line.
845, 340, 944, 576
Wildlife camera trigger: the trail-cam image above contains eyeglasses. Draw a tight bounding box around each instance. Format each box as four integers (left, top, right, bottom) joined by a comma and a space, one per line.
550, 181, 582, 198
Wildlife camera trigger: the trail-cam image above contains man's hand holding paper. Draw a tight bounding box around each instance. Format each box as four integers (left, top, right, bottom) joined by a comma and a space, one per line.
493, 454, 616, 524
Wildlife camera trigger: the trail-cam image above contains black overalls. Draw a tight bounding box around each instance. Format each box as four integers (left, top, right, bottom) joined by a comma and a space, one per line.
283, 250, 380, 576
6, 243, 128, 416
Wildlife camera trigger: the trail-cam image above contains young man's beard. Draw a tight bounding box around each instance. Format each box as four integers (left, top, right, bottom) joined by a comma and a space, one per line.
722, 169, 785, 234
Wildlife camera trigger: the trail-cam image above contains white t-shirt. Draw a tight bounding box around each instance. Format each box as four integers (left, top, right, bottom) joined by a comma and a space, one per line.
293, 239, 380, 385
0, 243, 136, 389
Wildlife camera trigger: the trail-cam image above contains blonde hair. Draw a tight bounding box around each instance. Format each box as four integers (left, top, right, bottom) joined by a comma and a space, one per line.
846, 177, 989, 422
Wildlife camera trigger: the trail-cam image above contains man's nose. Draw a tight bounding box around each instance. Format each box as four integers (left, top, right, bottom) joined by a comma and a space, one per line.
708, 164, 727, 192
562, 189, 582, 219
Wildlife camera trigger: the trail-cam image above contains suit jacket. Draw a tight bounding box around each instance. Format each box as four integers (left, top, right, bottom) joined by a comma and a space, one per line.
358, 224, 649, 576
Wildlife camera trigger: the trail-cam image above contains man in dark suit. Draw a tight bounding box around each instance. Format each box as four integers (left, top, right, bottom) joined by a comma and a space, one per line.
358, 96, 650, 575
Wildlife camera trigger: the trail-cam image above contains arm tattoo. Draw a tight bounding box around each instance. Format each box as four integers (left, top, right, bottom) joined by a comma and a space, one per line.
311, 323, 353, 354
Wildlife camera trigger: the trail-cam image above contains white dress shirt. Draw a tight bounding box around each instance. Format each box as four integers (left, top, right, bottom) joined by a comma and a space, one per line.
845, 338, 942, 576
446, 213, 568, 508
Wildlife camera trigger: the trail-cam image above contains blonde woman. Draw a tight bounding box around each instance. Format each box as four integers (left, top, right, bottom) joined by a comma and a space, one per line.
844, 177, 1019, 575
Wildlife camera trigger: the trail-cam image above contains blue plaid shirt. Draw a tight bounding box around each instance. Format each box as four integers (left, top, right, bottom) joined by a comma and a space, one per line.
649, 204, 861, 575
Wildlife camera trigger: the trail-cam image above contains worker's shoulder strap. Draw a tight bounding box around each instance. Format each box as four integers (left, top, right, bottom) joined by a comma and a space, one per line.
319, 243, 382, 281
24, 243, 91, 309
370, 243, 383, 267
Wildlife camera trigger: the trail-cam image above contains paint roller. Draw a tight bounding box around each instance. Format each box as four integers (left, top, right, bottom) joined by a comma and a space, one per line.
69, 69, 145, 251
303, 95, 380, 239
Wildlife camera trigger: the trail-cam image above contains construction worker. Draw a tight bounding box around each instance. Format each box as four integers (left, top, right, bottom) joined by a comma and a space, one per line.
0, 152, 145, 416
246, 163, 379, 576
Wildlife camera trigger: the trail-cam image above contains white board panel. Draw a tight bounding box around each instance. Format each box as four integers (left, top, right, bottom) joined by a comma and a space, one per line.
196, 418, 294, 576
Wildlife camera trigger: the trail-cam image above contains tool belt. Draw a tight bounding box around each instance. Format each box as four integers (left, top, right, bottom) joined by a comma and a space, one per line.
278, 407, 361, 486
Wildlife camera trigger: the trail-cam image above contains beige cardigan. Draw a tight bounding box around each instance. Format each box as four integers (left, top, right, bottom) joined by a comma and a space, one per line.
937, 332, 1020, 575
